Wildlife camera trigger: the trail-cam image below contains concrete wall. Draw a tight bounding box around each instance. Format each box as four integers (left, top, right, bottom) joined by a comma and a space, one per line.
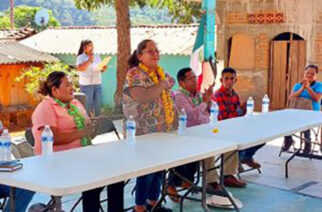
55, 54, 191, 106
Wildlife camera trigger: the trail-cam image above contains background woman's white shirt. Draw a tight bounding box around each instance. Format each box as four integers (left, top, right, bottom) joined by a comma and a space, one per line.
76, 53, 102, 86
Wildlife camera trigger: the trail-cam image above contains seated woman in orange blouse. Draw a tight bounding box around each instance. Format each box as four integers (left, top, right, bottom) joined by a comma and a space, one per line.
32, 71, 103, 212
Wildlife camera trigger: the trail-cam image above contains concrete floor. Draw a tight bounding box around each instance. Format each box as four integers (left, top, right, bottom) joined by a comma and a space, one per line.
25, 121, 322, 211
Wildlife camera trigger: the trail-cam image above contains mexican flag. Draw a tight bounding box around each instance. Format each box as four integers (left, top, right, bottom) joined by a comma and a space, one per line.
190, 15, 215, 92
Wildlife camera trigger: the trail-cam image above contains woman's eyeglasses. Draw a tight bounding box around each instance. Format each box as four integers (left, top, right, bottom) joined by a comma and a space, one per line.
142, 49, 160, 56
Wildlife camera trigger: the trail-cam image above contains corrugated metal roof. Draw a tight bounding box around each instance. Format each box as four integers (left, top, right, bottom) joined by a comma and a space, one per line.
20, 25, 199, 56
0, 40, 59, 64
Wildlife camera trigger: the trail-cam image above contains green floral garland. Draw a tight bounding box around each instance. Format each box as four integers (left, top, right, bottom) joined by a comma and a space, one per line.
180, 88, 203, 106
54, 99, 92, 147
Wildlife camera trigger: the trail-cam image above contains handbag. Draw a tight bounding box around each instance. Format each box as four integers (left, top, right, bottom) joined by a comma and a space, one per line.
289, 97, 313, 110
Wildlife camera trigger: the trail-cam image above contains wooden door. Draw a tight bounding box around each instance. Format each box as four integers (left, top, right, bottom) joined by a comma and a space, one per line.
269, 40, 306, 110
269, 41, 288, 110
288, 40, 306, 97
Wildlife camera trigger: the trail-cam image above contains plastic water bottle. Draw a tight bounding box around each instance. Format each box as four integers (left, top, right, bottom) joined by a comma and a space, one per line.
210, 101, 219, 125
126, 115, 136, 144
178, 109, 187, 135
1, 129, 12, 161
262, 94, 270, 113
41, 125, 53, 156
246, 97, 254, 116
0, 122, 4, 161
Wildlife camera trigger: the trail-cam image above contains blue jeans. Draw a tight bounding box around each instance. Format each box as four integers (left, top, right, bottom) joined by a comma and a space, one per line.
0, 185, 35, 212
80, 84, 102, 116
239, 144, 265, 161
135, 172, 162, 205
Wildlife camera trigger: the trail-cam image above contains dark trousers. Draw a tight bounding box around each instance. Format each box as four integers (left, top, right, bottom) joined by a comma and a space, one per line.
82, 182, 124, 212
169, 162, 199, 186
82, 187, 104, 212
239, 144, 265, 161
135, 172, 162, 205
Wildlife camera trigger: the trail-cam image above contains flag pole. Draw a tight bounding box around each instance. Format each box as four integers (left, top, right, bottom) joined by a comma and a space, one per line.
202, 0, 216, 78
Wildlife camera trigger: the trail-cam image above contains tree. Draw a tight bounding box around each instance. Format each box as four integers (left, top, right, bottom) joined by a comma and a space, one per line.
0, 6, 60, 31
73, 0, 202, 109
16, 62, 79, 98
74, 0, 132, 110
151, 0, 202, 24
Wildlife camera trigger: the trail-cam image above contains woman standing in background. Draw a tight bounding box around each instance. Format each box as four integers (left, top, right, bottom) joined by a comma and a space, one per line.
76, 39, 107, 116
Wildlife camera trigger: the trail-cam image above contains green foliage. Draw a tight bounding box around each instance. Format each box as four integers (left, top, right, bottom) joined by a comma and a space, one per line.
0, 0, 201, 25
0, 0, 95, 26
150, 0, 202, 24
15, 63, 79, 98
94, 5, 172, 25
0, 6, 60, 30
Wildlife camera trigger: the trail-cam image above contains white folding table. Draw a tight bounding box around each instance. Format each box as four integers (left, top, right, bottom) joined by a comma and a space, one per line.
0, 133, 236, 212
184, 109, 322, 177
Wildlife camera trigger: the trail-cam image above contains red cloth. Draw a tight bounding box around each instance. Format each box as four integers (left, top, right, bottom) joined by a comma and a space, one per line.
197, 73, 203, 92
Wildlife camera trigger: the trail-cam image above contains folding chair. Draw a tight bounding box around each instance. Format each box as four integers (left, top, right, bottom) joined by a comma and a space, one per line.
71, 116, 123, 212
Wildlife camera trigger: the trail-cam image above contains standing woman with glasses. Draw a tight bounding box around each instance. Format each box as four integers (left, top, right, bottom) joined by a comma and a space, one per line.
76, 40, 107, 116
123, 39, 177, 212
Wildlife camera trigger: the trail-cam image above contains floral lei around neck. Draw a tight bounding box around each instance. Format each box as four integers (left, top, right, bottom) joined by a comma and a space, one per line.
180, 88, 203, 106
54, 98, 92, 147
138, 63, 175, 131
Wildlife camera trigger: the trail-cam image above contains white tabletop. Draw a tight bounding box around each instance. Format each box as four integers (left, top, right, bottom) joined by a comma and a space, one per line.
0, 133, 236, 196
185, 109, 322, 150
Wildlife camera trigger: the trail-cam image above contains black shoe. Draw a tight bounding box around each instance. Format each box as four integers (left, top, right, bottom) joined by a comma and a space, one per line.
145, 203, 172, 212
282, 139, 294, 151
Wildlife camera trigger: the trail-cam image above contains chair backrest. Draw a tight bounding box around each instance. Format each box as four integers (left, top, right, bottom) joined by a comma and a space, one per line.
90, 116, 121, 140
25, 128, 35, 147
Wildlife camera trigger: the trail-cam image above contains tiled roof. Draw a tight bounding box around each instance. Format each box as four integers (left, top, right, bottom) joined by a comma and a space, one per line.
0, 40, 59, 65
20, 24, 199, 56
0, 27, 36, 41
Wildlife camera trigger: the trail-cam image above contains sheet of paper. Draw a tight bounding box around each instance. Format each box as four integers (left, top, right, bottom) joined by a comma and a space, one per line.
97, 56, 111, 70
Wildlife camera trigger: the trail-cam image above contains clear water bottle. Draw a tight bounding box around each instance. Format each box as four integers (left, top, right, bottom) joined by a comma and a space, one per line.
262, 94, 270, 113
178, 108, 187, 135
210, 101, 219, 125
126, 115, 136, 144
0, 122, 4, 161
0, 142, 3, 161
1, 129, 12, 161
41, 125, 53, 156
246, 96, 254, 116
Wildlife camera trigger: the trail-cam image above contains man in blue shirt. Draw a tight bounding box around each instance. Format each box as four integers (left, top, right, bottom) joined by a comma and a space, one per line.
283, 65, 322, 155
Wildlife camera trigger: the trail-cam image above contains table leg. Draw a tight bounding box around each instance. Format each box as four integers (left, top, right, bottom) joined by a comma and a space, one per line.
53, 196, 62, 212
285, 148, 301, 178
201, 160, 209, 212
9, 187, 16, 212
219, 154, 240, 212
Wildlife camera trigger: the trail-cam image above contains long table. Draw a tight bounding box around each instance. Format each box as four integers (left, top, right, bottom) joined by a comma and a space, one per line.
185, 109, 322, 150
2, 109, 321, 211
0, 133, 236, 211
184, 109, 322, 177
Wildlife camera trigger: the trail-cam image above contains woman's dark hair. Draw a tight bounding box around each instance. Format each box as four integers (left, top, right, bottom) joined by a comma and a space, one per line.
305, 65, 318, 73
128, 39, 154, 68
177, 67, 192, 82
221, 67, 237, 76
39, 71, 67, 97
77, 39, 92, 56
